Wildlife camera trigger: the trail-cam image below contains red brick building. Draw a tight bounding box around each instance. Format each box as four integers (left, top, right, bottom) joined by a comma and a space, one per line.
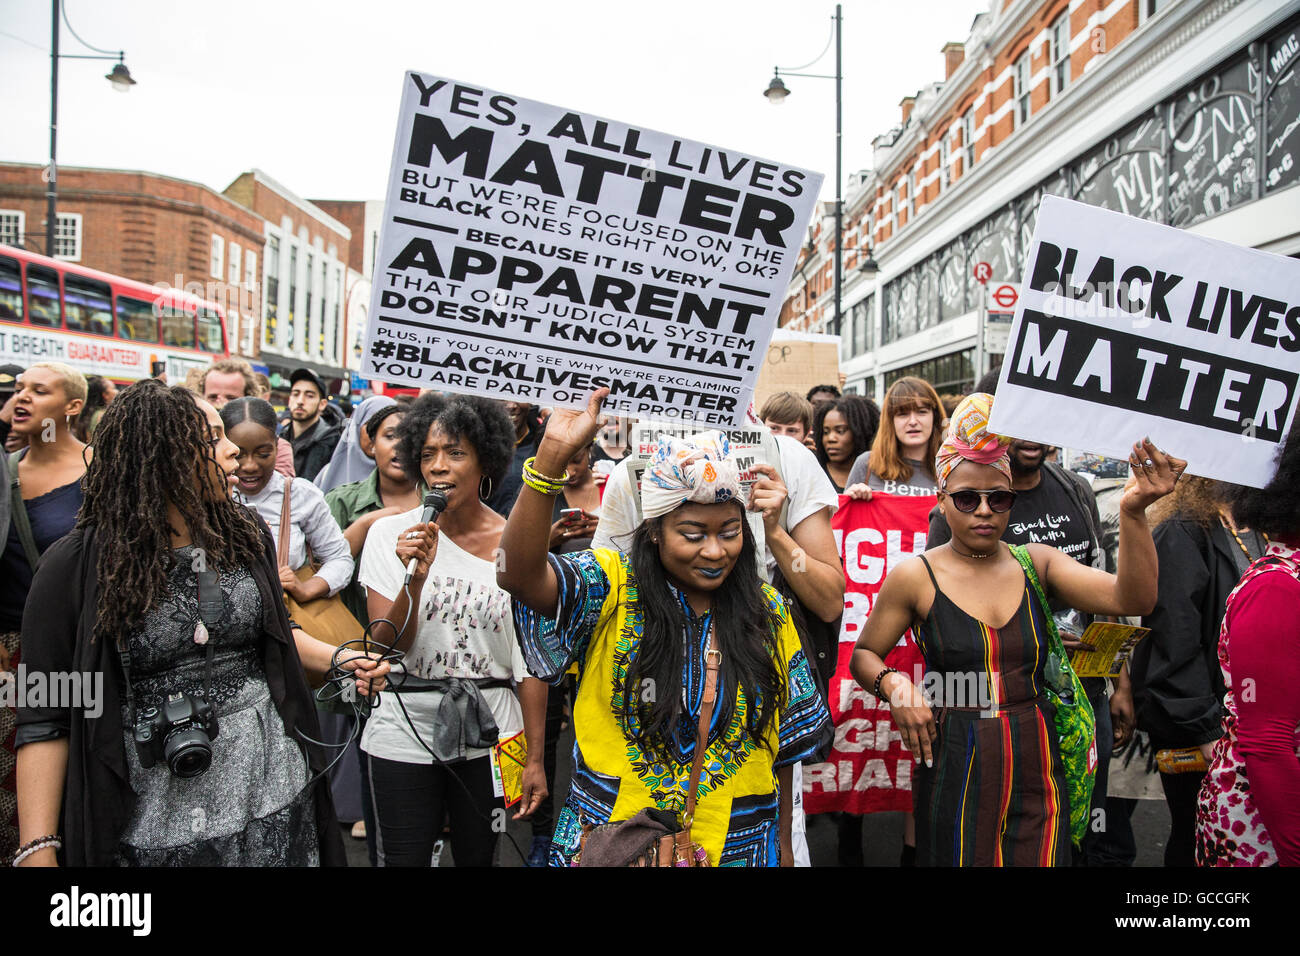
225, 169, 351, 382
0, 162, 265, 355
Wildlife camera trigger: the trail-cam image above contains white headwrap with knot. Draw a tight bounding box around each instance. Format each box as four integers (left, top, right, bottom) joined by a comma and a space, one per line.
639, 430, 744, 521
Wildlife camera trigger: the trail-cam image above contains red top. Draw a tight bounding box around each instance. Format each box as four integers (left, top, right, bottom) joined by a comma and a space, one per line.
1197, 539, 1300, 867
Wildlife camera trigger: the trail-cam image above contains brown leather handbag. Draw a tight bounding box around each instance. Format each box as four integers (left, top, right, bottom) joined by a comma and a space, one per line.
277, 480, 364, 646
574, 633, 720, 867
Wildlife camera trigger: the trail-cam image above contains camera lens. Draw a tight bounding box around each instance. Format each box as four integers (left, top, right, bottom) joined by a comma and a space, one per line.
165, 728, 213, 778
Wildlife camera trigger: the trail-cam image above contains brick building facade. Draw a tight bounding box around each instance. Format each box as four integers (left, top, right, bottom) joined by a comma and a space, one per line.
224, 169, 351, 383
782, 0, 1300, 399
0, 162, 265, 355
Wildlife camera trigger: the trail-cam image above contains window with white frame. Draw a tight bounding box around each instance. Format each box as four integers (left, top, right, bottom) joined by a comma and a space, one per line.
962, 109, 976, 172
229, 242, 241, 285
1015, 51, 1032, 127
1139, 0, 1168, 24
939, 132, 951, 189
891, 185, 900, 231
906, 170, 916, 219
1051, 13, 1071, 96
211, 235, 224, 279
0, 211, 24, 246
54, 213, 81, 260
245, 250, 257, 289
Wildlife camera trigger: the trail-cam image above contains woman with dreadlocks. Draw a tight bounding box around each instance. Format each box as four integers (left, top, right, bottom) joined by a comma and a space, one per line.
12, 380, 384, 866
500, 388, 831, 866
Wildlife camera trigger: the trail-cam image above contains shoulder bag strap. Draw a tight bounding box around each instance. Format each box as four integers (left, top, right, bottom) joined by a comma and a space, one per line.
9, 450, 41, 571
683, 623, 720, 828
1009, 543, 1073, 699
277, 477, 292, 568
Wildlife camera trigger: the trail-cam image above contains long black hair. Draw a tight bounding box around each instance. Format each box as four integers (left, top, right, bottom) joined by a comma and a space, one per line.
1233, 423, 1300, 538
79, 380, 266, 647
622, 501, 787, 761
813, 394, 881, 468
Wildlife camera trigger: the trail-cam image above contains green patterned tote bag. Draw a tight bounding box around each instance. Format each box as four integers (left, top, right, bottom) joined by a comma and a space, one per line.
1010, 544, 1098, 847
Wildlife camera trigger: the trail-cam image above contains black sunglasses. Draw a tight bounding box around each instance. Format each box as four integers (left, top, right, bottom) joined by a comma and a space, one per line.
946, 489, 1018, 513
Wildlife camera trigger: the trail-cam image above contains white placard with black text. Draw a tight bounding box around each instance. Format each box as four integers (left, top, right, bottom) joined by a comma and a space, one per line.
989, 196, 1300, 488
363, 72, 824, 427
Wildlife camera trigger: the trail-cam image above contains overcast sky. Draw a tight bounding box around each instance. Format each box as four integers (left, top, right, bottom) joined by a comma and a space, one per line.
2, 0, 989, 204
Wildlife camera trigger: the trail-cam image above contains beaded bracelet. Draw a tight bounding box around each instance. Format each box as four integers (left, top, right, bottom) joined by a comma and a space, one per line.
521, 456, 570, 496
11, 834, 61, 867
872, 666, 901, 703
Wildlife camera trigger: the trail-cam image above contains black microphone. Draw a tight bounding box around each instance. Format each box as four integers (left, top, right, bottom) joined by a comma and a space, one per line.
403, 490, 447, 585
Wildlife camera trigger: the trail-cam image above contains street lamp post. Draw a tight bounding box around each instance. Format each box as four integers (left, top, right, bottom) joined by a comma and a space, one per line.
47, 0, 136, 258
764, 4, 842, 338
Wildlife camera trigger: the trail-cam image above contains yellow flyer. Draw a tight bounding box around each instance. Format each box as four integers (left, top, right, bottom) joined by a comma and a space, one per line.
1069, 622, 1150, 678
494, 732, 528, 808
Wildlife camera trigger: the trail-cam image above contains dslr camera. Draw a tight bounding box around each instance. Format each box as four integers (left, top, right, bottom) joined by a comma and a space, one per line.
133, 691, 220, 778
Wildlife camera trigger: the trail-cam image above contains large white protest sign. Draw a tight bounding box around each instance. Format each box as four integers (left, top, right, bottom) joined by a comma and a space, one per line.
364, 72, 823, 427
989, 196, 1300, 488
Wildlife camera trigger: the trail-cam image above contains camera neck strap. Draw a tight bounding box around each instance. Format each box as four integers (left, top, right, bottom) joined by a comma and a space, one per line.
194, 569, 222, 701
119, 567, 224, 717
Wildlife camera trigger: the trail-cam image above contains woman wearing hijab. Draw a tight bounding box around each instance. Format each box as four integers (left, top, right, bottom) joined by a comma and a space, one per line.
500, 389, 831, 866
314, 395, 398, 494
849, 394, 1184, 866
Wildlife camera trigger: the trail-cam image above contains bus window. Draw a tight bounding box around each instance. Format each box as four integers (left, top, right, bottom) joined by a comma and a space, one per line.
197, 309, 224, 352
27, 265, 61, 327
116, 295, 158, 343
0, 256, 22, 322
65, 276, 114, 336
161, 305, 196, 348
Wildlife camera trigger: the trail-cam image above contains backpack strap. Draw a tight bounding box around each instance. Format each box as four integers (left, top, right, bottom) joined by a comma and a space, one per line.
277, 476, 292, 568
8, 450, 41, 571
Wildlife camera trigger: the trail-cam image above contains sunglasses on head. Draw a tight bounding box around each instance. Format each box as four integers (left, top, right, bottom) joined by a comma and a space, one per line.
946, 489, 1018, 513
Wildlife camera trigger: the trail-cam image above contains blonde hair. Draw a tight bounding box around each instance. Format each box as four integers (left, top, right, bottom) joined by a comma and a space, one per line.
201, 358, 257, 398
183, 367, 205, 393
25, 361, 88, 403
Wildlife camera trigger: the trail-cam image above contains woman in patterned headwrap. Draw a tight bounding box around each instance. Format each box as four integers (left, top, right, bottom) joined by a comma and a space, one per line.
849, 393, 1185, 866
499, 389, 831, 866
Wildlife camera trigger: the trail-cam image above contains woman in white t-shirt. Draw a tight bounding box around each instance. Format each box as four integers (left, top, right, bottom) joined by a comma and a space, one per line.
359, 394, 548, 867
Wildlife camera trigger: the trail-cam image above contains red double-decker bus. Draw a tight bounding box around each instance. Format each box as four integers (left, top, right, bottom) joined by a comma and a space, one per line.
0, 243, 230, 383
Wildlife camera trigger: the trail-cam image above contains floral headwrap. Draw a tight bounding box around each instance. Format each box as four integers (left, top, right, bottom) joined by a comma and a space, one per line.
935, 392, 1012, 488
640, 430, 743, 520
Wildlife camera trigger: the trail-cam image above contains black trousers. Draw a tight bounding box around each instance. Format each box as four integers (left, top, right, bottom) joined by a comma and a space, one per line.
1158, 766, 1207, 868
366, 753, 502, 867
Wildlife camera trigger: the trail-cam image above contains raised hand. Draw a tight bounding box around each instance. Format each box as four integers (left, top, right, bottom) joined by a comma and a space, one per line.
1122, 438, 1186, 514
537, 388, 610, 463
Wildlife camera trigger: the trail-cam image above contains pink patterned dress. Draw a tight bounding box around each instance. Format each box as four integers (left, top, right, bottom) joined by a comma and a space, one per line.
1196, 541, 1300, 867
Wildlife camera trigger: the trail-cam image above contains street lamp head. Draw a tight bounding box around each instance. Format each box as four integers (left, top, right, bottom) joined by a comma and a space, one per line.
858, 248, 879, 276
763, 74, 790, 104
106, 61, 136, 92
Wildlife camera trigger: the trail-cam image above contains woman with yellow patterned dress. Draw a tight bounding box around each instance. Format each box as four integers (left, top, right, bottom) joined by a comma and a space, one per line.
498, 388, 830, 867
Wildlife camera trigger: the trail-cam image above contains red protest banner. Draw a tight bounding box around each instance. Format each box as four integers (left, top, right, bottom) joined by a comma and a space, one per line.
803, 493, 936, 816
